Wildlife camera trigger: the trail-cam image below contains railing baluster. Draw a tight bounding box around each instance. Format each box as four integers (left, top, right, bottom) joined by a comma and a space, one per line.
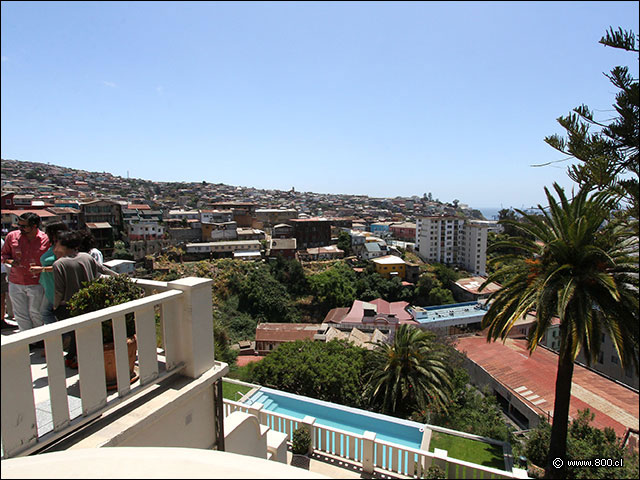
376, 442, 383, 468
392, 445, 399, 472
135, 305, 158, 385
0, 344, 37, 458
112, 314, 131, 397
407, 451, 415, 477
45, 336, 70, 431
348, 433, 355, 460
76, 323, 107, 415
160, 298, 180, 371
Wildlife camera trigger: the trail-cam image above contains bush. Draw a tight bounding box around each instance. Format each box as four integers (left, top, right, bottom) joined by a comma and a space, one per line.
67, 275, 145, 343
425, 465, 446, 479
292, 426, 311, 455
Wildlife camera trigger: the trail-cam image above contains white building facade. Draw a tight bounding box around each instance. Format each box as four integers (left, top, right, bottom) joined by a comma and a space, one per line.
415, 216, 495, 276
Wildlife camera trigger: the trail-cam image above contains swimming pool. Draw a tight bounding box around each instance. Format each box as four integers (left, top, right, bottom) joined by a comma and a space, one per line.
244, 387, 424, 450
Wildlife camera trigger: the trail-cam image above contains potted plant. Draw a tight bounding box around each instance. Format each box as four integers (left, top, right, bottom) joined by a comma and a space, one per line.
67, 275, 145, 390
290, 426, 312, 469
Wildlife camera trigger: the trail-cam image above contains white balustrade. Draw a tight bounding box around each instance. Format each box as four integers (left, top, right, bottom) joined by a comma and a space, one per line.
1, 277, 215, 459
221, 397, 526, 479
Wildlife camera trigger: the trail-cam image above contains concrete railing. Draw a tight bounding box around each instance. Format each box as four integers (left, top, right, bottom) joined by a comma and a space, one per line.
223, 398, 527, 479
1, 276, 216, 459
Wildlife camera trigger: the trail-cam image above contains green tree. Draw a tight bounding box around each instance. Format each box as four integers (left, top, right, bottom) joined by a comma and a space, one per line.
269, 256, 308, 296
236, 267, 297, 323
309, 262, 357, 311
364, 325, 453, 418
544, 27, 639, 227
521, 410, 638, 479
412, 273, 436, 303
213, 295, 257, 344
480, 183, 639, 479
498, 208, 521, 237
250, 339, 369, 408
427, 282, 456, 306
213, 317, 238, 365
112, 240, 134, 260
431, 263, 460, 287
337, 231, 352, 257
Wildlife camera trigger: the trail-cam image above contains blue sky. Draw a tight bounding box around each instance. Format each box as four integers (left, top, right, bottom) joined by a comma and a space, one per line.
1, 1, 638, 210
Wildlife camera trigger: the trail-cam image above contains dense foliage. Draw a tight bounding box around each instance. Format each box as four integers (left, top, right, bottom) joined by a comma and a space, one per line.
364, 325, 452, 418
67, 274, 144, 343
292, 426, 312, 455
519, 410, 639, 479
308, 261, 357, 310
248, 339, 370, 408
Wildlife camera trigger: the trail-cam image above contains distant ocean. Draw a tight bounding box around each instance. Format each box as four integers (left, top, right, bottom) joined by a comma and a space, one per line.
478, 207, 501, 220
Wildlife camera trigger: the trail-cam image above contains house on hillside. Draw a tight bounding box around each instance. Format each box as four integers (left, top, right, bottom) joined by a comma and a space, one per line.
322, 298, 416, 342
452, 276, 502, 302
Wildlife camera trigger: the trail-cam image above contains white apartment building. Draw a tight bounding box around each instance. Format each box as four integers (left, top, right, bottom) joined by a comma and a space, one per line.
126, 221, 165, 241
200, 209, 233, 224
415, 216, 496, 276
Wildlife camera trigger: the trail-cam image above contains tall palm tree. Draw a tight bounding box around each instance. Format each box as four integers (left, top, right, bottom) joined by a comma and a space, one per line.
480, 183, 638, 479
364, 324, 452, 418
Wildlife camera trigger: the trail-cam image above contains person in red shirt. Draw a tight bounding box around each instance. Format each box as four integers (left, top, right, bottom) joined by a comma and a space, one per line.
0, 213, 50, 332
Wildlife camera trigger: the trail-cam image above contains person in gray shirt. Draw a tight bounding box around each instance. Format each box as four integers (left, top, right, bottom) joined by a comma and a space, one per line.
52, 230, 117, 367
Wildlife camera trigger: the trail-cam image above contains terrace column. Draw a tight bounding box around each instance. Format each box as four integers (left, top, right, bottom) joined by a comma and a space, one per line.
433, 448, 448, 475
362, 430, 377, 474
167, 277, 214, 378
302, 415, 316, 455
249, 402, 264, 424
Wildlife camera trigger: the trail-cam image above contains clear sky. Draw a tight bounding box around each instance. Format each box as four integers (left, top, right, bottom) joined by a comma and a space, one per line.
1, 1, 638, 209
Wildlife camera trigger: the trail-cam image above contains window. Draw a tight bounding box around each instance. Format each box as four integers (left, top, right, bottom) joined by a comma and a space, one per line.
611, 355, 619, 365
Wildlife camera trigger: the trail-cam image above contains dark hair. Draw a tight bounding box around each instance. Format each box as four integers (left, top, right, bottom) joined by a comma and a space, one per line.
79, 230, 96, 252
45, 222, 69, 243
56, 230, 83, 250
19, 212, 41, 227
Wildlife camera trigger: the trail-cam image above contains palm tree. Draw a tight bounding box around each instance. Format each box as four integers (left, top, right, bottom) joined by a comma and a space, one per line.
364, 324, 452, 418
480, 183, 638, 479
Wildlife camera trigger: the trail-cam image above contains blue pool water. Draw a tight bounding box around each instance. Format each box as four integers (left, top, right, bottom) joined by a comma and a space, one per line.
244, 387, 424, 450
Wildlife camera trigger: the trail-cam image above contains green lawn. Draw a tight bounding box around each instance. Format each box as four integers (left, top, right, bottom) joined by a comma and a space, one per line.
222, 379, 254, 401
429, 431, 505, 470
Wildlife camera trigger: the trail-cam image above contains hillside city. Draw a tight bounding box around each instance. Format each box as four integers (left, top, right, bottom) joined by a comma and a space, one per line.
1, 156, 638, 479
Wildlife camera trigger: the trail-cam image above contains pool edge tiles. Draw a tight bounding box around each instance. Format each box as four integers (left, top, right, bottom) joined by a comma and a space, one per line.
242, 386, 426, 450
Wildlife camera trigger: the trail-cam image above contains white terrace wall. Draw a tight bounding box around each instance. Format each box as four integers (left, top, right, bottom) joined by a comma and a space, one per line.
1, 277, 228, 458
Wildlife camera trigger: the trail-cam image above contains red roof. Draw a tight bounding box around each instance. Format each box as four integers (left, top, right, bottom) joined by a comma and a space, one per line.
455, 336, 639, 437
342, 299, 415, 324
236, 355, 265, 367
369, 299, 413, 322
1, 209, 58, 218
323, 307, 350, 324
455, 276, 502, 295
255, 323, 319, 342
